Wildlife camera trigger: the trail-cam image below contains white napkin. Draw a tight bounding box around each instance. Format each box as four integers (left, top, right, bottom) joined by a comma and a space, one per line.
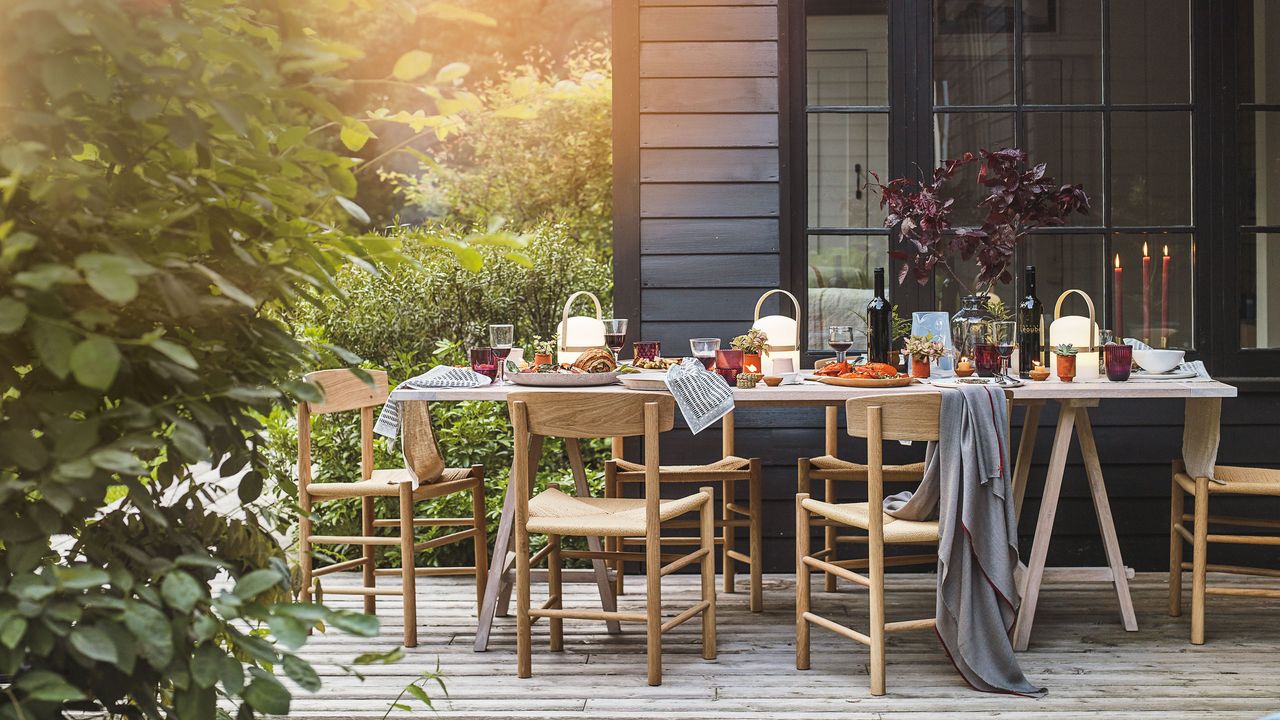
374, 366, 491, 438
1184, 397, 1223, 485
665, 357, 734, 435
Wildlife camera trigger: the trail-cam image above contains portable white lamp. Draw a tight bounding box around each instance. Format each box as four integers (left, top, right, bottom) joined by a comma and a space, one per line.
751, 289, 802, 375
1048, 289, 1100, 380
556, 291, 606, 365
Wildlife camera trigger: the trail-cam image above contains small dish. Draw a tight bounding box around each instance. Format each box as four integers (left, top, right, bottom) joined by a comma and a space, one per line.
1131, 348, 1185, 374
762, 376, 782, 387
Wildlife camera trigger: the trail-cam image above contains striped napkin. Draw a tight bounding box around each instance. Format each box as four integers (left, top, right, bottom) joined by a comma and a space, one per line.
664, 357, 734, 435
374, 365, 491, 438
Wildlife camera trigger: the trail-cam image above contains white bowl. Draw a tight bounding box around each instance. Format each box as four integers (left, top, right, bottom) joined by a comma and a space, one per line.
1131, 348, 1184, 374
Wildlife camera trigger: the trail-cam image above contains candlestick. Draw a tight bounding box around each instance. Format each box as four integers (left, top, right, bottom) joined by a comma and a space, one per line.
1142, 241, 1151, 344
1113, 253, 1123, 337
1161, 244, 1171, 348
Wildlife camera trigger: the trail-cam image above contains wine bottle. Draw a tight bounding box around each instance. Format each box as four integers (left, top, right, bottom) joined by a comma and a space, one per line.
867, 267, 891, 364
1018, 265, 1043, 378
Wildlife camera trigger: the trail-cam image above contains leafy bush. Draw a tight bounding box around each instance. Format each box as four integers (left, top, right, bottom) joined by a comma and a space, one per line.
0, 0, 501, 717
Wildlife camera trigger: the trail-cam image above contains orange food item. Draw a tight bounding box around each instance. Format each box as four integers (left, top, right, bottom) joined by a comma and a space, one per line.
816, 361, 850, 376
850, 362, 900, 379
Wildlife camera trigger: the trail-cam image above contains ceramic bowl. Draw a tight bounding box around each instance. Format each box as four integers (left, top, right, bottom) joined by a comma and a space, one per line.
762, 376, 782, 387
1131, 348, 1184, 374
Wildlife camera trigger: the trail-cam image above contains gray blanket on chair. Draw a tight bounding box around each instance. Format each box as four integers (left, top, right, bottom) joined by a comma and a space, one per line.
883, 384, 1045, 697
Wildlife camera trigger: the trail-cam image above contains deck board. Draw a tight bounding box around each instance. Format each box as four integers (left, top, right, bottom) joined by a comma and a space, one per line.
290, 573, 1280, 718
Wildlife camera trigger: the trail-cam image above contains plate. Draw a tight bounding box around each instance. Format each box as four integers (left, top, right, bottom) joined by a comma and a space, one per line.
1128, 369, 1199, 381
618, 375, 669, 391
510, 371, 619, 387
931, 377, 1024, 388
810, 375, 915, 388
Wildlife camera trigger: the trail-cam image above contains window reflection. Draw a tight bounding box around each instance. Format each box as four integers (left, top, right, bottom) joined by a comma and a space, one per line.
1022, 0, 1101, 105
933, 112, 1015, 226
806, 235, 889, 350
1241, 112, 1280, 228
1110, 0, 1190, 104
1112, 112, 1192, 226
1239, 0, 1278, 104
1242, 234, 1280, 349
1111, 234, 1194, 349
934, 0, 1016, 106
807, 1, 889, 106
808, 114, 889, 228
1024, 112, 1104, 225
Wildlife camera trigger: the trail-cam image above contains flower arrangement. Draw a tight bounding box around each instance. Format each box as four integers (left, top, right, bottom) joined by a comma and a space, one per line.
904, 333, 947, 360
731, 328, 769, 355
871, 148, 1091, 295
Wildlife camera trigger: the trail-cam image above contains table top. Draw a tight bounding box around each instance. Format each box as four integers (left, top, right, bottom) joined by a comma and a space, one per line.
391, 377, 1237, 405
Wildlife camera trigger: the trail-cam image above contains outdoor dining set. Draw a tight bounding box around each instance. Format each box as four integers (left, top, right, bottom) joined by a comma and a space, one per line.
290, 288, 1277, 696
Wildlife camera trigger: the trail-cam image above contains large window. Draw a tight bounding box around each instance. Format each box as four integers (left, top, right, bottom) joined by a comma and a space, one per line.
1239, 1, 1280, 351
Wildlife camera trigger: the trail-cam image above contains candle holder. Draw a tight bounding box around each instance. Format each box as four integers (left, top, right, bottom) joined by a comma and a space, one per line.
1105, 343, 1133, 382
715, 348, 743, 386
632, 340, 661, 362
469, 347, 497, 381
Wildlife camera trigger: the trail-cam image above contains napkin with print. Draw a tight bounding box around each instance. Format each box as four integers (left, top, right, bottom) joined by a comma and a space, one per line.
664, 357, 734, 435
374, 365, 491, 438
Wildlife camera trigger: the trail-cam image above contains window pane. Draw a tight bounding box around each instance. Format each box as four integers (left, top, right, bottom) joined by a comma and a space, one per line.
1242, 234, 1280, 348
1111, 233, 1195, 349
1110, 0, 1190, 104
1112, 112, 1192, 226
933, 0, 1015, 106
806, 234, 889, 351
1024, 112, 1104, 226
1239, 0, 1279, 104
1241, 112, 1280, 227
1022, 0, 1101, 105
807, 0, 889, 106
933, 112, 1015, 225
1025, 234, 1106, 336
807, 113, 889, 228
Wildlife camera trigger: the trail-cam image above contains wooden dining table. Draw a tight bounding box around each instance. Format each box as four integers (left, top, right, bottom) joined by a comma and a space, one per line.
391, 376, 1237, 652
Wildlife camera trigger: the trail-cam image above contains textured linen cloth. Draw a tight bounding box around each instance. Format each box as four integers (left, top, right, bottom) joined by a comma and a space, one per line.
1123, 340, 1222, 485
882, 384, 1045, 697
374, 366, 490, 439
664, 357, 734, 434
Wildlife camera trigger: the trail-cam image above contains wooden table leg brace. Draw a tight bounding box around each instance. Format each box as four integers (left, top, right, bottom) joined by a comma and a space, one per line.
1011, 398, 1139, 652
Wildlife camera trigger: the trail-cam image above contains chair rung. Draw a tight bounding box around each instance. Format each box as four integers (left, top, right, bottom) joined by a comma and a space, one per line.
1174, 523, 1193, 543
661, 548, 709, 576
1204, 587, 1280, 598
320, 586, 402, 596
725, 549, 751, 565
1179, 562, 1280, 579
311, 557, 369, 577
617, 470, 750, 482
373, 517, 474, 528
661, 600, 710, 633
725, 502, 753, 518
529, 608, 646, 623
561, 550, 654, 563
374, 566, 477, 577
885, 618, 936, 633
309, 534, 399, 546
1182, 513, 1280, 530
830, 554, 936, 570
802, 555, 870, 587
1205, 533, 1280, 546
412, 529, 479, 552
802, 611, 871, 645
540, 594, 561, 610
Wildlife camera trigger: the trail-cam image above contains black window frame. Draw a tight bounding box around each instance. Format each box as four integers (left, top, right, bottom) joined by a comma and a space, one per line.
781, 0, 1277, 381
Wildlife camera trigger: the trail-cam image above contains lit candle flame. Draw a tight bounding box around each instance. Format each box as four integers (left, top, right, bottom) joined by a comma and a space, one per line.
1114, 253, 1120, 268
1142, 241, 1149, 257
1163, 245, 1169, 257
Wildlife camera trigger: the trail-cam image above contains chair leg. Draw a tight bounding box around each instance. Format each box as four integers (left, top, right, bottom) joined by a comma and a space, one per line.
1190, 477, 1209, 645
869, 523, 886, 696
721, 479, 735, 595
362, 497, 377, 615
606, 464, 624, 596
646, 524, 663, 686
516, 526, 532, 678
1168, 472, 1184, 618
748, 459, 763, 613
548, 534, 564, 652
299, 494, 313, 603
398, 486, 417, 648
824, 478, 838, 593
699, 487, 717, 661
471, 469, 489, 616
795, 493, 811, 671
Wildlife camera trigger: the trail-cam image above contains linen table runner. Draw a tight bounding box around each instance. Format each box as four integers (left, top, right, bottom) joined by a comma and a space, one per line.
374, 365, 491, 439
1125, 340, 1222, 484
883, 384, 1045, 697
664, 357, 734, 434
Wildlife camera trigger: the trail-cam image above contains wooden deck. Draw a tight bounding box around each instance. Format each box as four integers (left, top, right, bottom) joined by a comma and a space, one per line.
292, 572, 1280, 719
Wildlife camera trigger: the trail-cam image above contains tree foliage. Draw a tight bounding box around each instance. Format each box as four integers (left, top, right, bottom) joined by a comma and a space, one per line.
0, 0, 504, 717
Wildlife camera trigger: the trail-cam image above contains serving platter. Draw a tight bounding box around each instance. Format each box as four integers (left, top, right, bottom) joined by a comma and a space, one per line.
808, 375, 915, 388
510, 371, 619, 387
618, 374, 670, 391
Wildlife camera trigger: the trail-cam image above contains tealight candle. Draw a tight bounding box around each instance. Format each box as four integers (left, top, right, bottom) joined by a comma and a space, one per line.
957, 356, 972, 372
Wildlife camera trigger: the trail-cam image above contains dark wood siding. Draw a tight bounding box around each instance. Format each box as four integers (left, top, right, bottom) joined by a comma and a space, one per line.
614, 1, 1280, 576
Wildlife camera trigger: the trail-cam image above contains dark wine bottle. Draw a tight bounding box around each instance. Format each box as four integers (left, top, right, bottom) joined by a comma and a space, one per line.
1018, 265, 1043, 378
867, 267, 891, 364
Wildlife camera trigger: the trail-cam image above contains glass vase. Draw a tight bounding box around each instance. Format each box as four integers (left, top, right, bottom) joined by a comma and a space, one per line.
950, 295, 994, 366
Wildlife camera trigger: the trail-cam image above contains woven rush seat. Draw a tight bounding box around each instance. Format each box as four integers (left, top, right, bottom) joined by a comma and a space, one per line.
1176, 465, 1280, 495
306, 467, 477, 497
527, 487, 709, 536
801, 497, 939, 544
808, 455, 926, 479
614, 455, 751, 475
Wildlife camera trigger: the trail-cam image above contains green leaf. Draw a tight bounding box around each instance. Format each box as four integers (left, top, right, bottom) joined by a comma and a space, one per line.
353, 647, 404, 665
174, 686, 216, 720
55, 565, 110, 590
243, 669, 291, 715
70, 625, 119, 664
124, 601, 174, 668
328, 610, 379, 636
15, 670, 88, 703
32, 320, 74, 379
90, 448, 146, 475
238, 469, 264, 504
435, 61, 471, 83
424, 3, 497, 27
339, 120, 374, 151
0, 297, 27, 334
267, 615, 306, 650
233, 568, 283, 600
190, 644, 222, 689
0, 428, 48, 470
70, 336, 121, 390
405, 682, 435, 709
0, 616, 28, 649
335, 196, 371, 225
391, 50, 434, 81
162, 570, 205, 612
282, 654, 322, 692
152, 338, 198, 369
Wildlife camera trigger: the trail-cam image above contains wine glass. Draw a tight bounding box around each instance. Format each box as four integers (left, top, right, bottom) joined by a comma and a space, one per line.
489, 324, 514, 384
827, 326, 854, 364
603, 319, 628, 360
690, 337, 719, 370
992, 320, 1016, 384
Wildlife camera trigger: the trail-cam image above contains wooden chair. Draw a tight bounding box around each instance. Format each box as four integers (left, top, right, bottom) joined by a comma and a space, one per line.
609, 411, 764, 611
797, 405, 929, 593
297, 369, 488, 648
796, 393, 944, 696
1168, 460, 1280, 644
509, 391, 715, 686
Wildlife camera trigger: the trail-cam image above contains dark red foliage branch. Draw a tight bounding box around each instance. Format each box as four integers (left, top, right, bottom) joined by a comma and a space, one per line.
871, 148, 1091, 294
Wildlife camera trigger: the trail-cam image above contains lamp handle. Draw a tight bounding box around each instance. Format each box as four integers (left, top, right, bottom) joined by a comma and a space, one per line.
1053, 288, 1098, 349
753, 288, 801, 322
561, 291, 603, 326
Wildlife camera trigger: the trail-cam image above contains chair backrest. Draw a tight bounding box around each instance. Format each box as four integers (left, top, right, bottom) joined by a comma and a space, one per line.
506, 391, 675, 439
845, 392, 943, 442
303, 369, 389, 414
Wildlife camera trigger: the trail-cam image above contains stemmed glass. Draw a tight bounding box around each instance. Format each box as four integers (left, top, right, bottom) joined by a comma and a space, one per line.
827, 326, 854, 364
488, 324, 514, 384
603, 319, 628, 360
992, 320, 1017, 384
